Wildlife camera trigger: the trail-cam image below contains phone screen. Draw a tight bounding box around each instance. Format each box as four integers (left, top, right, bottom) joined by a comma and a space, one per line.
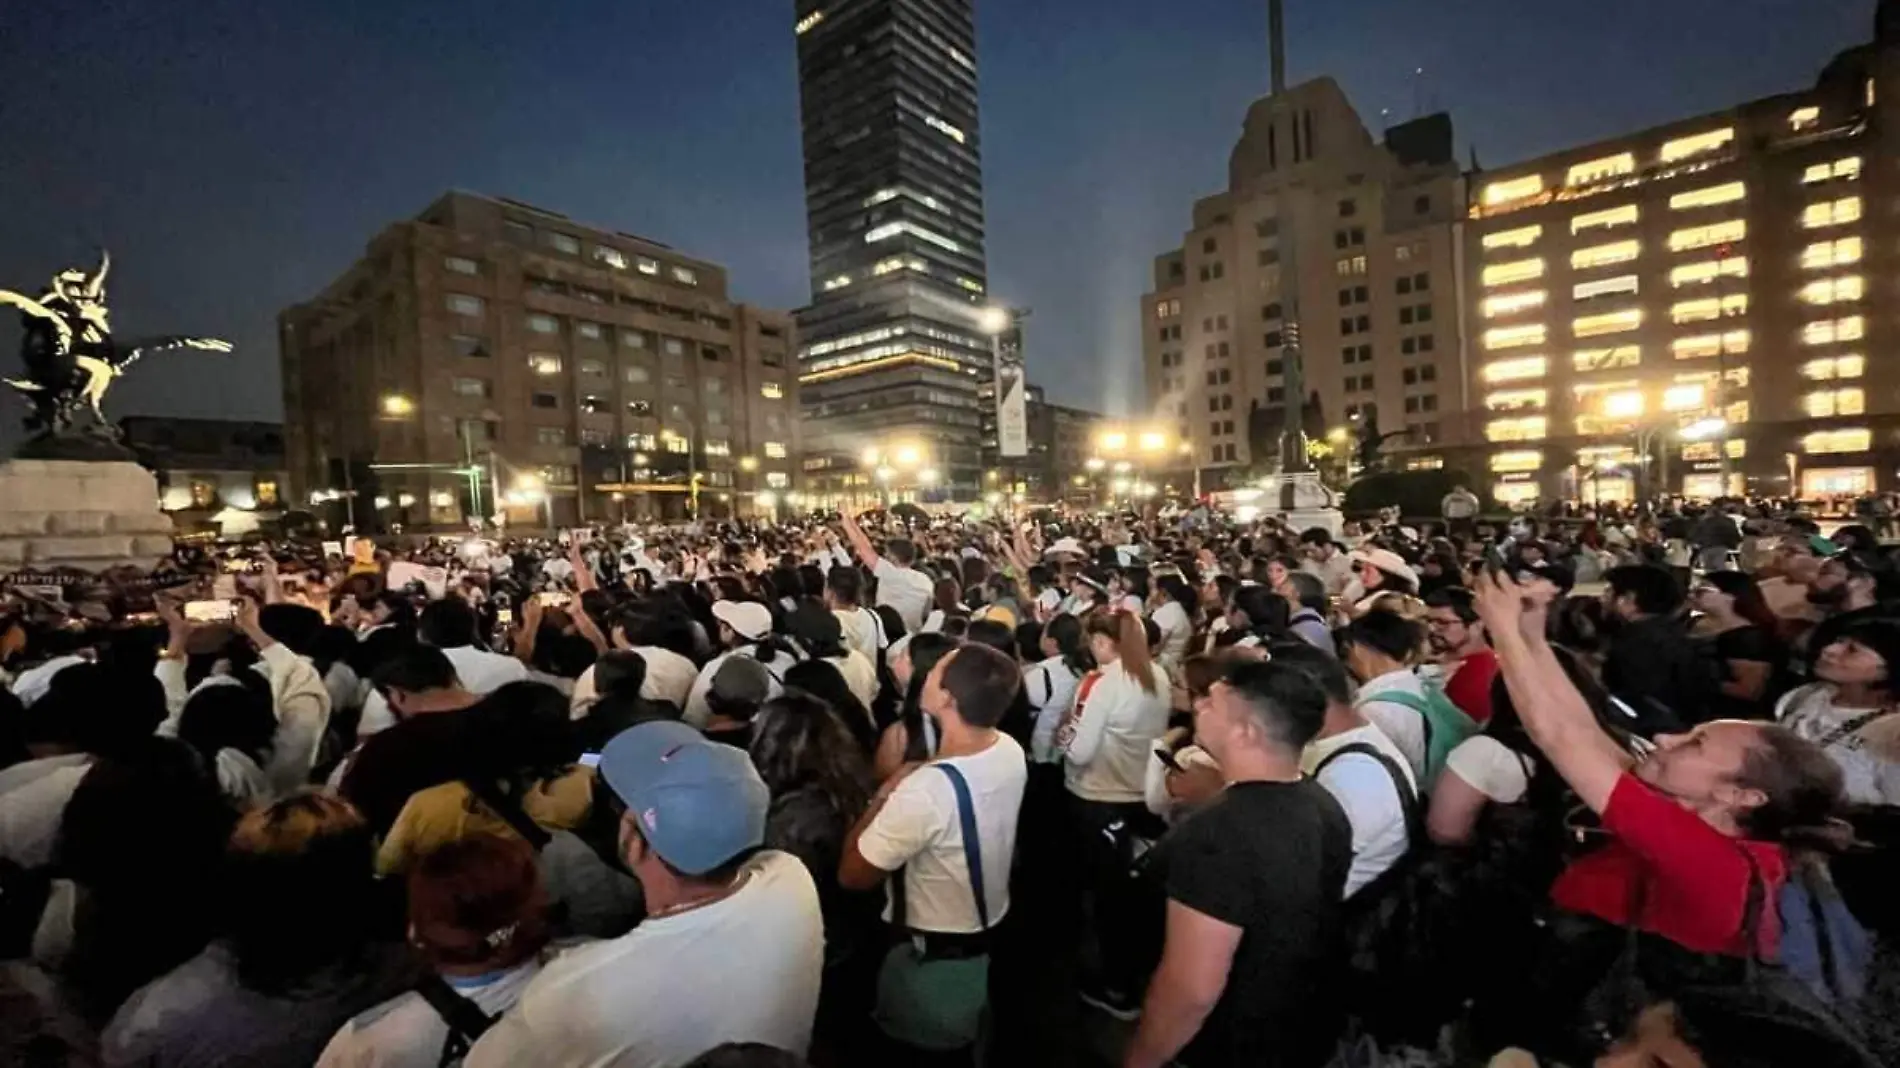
578, 752, 602, 768
184, 600, 237, 623
496, 608, 514, 625
536, 592, 572, 608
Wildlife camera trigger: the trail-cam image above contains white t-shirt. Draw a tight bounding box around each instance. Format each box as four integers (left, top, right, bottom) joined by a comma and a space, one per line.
1304, 724, 1418, 898
631, 645, 698, 709
1024, 657, 1084, 764
318, 960, 541, 1068
823, 651, 880, 713
465, 851, 823, 1068
1776, 683, 1900, 806
358, 645, 529, 737
834, 606, 887, 661
1353, 669, 1430, 783
1444, 735, 1533, 804
1151, 600, 1193, 665
681, 648, 799, 727
858, 733, 1028, 933
873, 558, 935, 633
0, 753, 92, 869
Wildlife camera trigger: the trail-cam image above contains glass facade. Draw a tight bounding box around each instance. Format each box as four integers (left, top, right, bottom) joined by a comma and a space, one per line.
793, 0, 991, 493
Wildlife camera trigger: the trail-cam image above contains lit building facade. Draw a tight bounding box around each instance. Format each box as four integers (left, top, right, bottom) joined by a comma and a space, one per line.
1461, 10, 1900, 503
1140, 78, 1467, 494
280, 192, 797, 528
792, 0, 995, 503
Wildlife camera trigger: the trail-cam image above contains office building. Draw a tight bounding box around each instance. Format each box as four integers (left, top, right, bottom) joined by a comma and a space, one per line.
792, 0, 996, 503
1461, 4, 1900, 503
1141, 78, 1465, 493
121, 417, 288, 537
979, 383, 1109, 505
280, 192, 797, 528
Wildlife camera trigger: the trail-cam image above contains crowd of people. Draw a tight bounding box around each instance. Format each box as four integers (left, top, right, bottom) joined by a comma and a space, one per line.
0, 496, 1897, 1067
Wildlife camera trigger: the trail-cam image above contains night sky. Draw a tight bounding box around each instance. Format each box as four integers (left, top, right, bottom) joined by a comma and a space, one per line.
0, 0, 1872, 434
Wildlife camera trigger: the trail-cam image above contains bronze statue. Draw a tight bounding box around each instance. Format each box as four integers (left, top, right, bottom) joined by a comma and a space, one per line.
1, 250, 231, 457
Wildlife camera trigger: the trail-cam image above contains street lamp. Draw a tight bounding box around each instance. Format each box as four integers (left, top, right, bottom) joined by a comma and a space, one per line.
977, 307, 1012, 335
919, 468, 941, 486
1085, 457, 1106, 472
381, 394, 414, 417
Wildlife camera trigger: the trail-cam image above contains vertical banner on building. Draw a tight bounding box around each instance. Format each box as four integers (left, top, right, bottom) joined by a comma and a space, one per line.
995, 324, 1028, 458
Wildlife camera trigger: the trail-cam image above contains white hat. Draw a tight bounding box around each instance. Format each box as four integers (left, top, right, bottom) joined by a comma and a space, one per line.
710, 600, 774, 642
1347, 547, 1421, 592
1045, 537, 1086, 558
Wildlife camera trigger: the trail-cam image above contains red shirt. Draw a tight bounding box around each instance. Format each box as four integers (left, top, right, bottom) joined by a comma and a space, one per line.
1551, 774, 1786, 958
1443, 648, 1499, 724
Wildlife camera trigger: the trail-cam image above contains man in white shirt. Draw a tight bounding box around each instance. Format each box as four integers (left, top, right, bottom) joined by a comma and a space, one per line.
468, 720, 823, 1068
1300, 527, 1354, 597
841, 644, 1028, 1054
839, 511, 934, 632
357, 598, 526, 736
827, 566, 888, 662
1276, 645, 1417, 897
1339, 611, 1432, 782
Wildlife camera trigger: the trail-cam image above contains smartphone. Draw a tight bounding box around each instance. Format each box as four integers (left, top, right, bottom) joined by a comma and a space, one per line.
184, 600, 237, 623
496, 608, 514, 625
578, 752, 602, 769
1483, 543, 1509, 576
1154, 746, 1186, 774
536, 591, 572, 608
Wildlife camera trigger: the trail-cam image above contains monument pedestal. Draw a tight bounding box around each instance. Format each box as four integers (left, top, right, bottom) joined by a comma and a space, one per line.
0, 460, 174, 571
1259, 470, 1344, 537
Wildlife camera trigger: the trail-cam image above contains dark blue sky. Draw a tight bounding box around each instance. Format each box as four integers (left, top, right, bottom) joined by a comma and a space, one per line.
0, 0, 1872, 427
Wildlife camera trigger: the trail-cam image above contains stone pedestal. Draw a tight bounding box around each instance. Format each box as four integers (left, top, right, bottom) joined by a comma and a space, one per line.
0, 460, 174, 571
1259, 470, 1344, 537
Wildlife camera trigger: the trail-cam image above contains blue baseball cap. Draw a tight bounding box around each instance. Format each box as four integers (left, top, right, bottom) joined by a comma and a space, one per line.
599, 720, 769, 876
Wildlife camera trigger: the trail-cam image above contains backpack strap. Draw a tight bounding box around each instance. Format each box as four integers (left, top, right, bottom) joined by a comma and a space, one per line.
935, 763, 991, 931
1372, 689, 1436, 764
414, 973, 497, 1066
1314, 741, 1422, 849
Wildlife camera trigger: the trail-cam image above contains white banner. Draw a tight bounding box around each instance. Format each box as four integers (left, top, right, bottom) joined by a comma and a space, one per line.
995, 323, 1028, 458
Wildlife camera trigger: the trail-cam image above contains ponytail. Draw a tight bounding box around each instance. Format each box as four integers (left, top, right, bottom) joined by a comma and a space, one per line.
1117, 610, 1159, 696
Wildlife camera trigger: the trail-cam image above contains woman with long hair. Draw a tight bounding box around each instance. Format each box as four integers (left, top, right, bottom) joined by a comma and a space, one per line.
1024, 614, 1093, 764
783, 659, 878, 753
1055, 610, 1172, 1015
1690, 570, 1786, 720
175, 671, 279, 809
921, 575, 969, 633
1148, 573, 1198, 667
871, 631, 962, 781
683, 599, 803, 726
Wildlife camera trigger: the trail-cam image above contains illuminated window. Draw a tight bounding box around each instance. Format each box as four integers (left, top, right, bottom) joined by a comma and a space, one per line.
1683, 440, 1747, 461
766, 472, 791, 489
1482, 225, 1542, 251
1801, 355, 1865, 381
1671, 331, 1750, 359
1483, 258, 1544, 287
1662, 383, 1708, 411
1572, 204, 1639, 234
444, 256, 479, 276
1565, 153, 1635, 186
1804, 428, 1872, 454
1486, 417, 1548, 442
1485, 324, 1547, 350
1573, 346, 1641, 372
636, 257, 661, 276
661, 433, 690, 455
671, 266, 699, 286
1578, 446, 1637, 465
1668, 219, 1746, 253
1483, 356, 1548, 382
760, 382, 784, 399
1573, 309, 1642, 338
1483, 174, 1545, 206
1482, 290, 1547, 318
1660, 127, 1734, 162
526, 313, 559, 334
1804, 389, 1866, 417
1489, 450, 1543, 473
527, 353, 563, 375
1571, 240, 1641, 270
925, 114, 966, 144
1670, 294, 1748, 324
1801, 158, 1862, 184
1802, 197, 1862, 228
1789, 106, 1821, 131
592, 247, 626, 270
1802, 316, 1866, 345
1335, 255, 1368, 275
1493, 481, 1541, 505
1598, 390, 1646, 418
1801, 237, 1863, 270
864, 220, 962, 252
763, 441, 788, 459
446, 294, 485, 317
1799, 276, 1865, 305
1669, 182, 1746, 210
1574, 275, 1640, 302
1485, 389, 1549, 411
1670, 257, 1748, 287
794, 9, 825, 35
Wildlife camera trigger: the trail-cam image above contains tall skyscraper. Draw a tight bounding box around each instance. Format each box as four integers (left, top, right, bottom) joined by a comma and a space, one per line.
792, 0, 993, 504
